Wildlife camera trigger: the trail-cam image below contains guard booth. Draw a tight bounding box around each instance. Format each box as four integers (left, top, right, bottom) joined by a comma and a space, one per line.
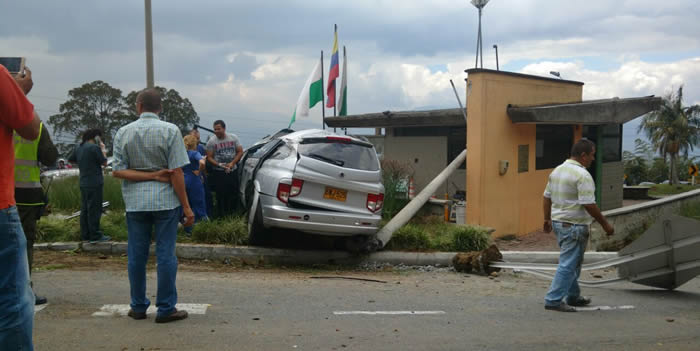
466, 69, 661, 237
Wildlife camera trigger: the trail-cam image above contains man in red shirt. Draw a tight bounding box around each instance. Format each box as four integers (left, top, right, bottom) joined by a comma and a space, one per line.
0, 65, 41, 350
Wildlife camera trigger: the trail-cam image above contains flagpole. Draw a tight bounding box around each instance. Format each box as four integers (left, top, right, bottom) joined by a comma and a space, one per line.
333, 24, 338, 133
343, 45, 347, 135
321, 50, 326, 130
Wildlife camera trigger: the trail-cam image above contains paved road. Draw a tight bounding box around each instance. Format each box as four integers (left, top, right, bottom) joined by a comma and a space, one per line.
32, 253, 700, 350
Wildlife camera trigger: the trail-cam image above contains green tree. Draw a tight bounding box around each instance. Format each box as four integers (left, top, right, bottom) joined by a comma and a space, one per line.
47, 81, 129, 151
124, 86, 199, 135
638, 86, 700, 185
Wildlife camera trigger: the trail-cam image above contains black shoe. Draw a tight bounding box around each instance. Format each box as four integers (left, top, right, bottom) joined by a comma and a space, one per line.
567, 296, 592, 307
155, 309, 188, 323
128, 309, 147, 320
35, 296, 48, 305
545, 302, 577, 312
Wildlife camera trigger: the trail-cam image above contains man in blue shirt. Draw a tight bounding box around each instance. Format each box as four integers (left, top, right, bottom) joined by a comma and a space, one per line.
112, 88, 194, 323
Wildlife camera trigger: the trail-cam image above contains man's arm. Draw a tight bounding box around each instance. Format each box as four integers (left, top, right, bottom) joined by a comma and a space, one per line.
171, 168, 194, 226
228, 145, 244, 169
38, 125, 59, 166
206, 149, 218, 167
583, 204, 614, 236
0, 66, 39, 140
112, 169, 172, 183
543, 197, 552, 233
15, 112, 41, 141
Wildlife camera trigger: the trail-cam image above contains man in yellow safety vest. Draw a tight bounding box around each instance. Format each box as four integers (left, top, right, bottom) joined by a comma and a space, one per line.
14, 121, 58, 305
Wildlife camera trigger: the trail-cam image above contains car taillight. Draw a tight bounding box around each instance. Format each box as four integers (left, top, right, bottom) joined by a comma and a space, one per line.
326, 136, 351, 143
277, 182, 291, 203
290, 178, 304, 197
366, 193, 384, 213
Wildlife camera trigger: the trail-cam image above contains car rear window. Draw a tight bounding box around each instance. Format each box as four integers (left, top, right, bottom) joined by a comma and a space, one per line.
298, 138, 379, 171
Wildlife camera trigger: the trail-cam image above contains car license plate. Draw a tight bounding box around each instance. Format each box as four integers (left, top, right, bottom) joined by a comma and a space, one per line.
323, 187, 347, 202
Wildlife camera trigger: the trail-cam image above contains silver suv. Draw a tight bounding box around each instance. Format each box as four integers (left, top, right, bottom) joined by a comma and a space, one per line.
238, 129, 384, 247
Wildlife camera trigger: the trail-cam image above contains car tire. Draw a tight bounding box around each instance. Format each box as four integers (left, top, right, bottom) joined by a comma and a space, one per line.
248, 200, 270, 246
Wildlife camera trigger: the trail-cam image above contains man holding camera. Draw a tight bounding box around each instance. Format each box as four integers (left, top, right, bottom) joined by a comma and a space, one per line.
68, 129, 110, 243
1, 64, 41, 350
206, 120, 243, 218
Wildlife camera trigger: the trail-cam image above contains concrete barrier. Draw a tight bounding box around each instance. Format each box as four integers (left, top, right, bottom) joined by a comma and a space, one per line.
591, 188, 700, 250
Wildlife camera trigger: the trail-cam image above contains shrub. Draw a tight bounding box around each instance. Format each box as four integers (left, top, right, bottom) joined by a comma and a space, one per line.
37, 216, 80, 242
101, 211, 128, 241
381, 159, 414, 219
450, 225, 491, 252
190, 216, 248, 245
386, 224, 431, 250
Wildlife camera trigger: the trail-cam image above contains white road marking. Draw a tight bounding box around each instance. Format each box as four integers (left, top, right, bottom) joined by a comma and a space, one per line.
34, 304, 48, 314
333, 311, 446, 315
92, 303, 210, 317
575, 305, 635, 312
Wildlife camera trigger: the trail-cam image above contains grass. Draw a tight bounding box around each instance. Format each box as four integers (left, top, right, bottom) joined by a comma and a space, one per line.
36, 211, 130, 243
648, 184, 700, 197
680, 201, 700, 221
45, 175, 125, 212
386, 215, 492, 252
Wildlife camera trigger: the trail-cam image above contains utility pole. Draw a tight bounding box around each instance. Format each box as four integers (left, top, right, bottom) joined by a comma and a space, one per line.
145, 0, 154, 88
493, 44, 499, 70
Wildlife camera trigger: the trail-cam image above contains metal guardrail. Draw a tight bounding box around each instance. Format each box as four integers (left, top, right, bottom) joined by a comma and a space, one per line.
491, 214, 700, 290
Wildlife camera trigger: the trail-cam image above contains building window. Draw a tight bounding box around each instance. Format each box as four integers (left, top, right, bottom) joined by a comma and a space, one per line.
536, 125, 573, 170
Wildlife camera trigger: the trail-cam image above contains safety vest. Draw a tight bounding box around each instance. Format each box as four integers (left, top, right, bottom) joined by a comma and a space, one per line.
14, 123, 43, 195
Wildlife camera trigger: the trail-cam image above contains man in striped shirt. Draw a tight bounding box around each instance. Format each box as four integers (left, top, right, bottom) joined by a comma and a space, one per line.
543, 138, 614, 312
112, 89, 194, 323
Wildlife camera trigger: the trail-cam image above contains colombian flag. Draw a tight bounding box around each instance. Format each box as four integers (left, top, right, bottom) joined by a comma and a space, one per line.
326, 25, 339, 108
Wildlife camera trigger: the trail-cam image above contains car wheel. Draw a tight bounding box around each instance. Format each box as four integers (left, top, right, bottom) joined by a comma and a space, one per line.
248, 200, 270, 246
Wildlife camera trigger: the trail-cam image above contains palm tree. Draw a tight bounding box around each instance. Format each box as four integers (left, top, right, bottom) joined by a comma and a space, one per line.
639, 86, 700, 185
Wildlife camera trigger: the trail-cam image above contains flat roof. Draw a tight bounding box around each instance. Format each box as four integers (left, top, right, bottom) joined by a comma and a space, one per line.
324, 108, 466, 128
465, 68, 585, 86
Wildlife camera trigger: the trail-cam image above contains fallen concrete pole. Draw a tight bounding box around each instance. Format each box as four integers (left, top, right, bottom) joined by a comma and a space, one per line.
376, 149, 466, 248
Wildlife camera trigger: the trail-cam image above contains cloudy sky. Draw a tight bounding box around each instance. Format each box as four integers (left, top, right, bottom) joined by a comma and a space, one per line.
2, 0, 700, 151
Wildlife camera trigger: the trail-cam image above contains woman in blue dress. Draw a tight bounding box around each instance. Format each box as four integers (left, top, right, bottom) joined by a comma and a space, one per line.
182, 135, 208, 233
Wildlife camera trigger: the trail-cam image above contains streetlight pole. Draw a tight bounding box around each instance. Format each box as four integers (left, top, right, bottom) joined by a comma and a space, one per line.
145, 0, 154, 88
471, 0, 490, 69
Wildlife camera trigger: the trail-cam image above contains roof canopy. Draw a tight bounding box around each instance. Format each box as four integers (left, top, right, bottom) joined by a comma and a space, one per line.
507, 96, 663, 125
324, 108, 466, 128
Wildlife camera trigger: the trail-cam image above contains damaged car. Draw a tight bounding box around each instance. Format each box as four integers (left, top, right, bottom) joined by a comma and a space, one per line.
238, 129, 384, 250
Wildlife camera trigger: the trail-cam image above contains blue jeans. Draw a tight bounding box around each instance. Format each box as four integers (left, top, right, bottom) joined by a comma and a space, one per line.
545, 221, 589, 307
0, 206, 34, 350
126, 207, 180, 317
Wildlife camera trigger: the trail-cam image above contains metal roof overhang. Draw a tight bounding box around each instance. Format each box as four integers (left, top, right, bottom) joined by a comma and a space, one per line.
324, 108, 466, 128
507, 96, 663, 125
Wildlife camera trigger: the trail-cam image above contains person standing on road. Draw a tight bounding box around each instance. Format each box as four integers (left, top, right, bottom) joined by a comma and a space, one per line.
205, 120, 243, 218
68, 129, 110, 243
14, 120, 58, 306
1, 64, 41, 350
112, 88, 194, 323
543, 138, 615, 312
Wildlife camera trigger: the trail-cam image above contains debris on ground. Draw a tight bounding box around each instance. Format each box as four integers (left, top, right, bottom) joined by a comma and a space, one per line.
452, 244, 502, 275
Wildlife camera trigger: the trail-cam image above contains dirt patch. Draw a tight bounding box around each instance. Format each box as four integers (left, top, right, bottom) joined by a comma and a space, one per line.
494, 230, 559, 251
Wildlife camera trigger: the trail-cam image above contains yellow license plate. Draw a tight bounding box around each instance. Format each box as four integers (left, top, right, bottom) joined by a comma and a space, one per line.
323, 187, 347, 202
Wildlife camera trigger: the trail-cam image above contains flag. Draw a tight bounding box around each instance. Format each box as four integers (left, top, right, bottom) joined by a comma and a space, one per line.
290, 59, 323, 127
337, 47, 348, 116
326, 25, 339, 108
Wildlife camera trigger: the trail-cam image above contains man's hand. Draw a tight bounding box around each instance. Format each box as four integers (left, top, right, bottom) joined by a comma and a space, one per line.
14, 66, 33, 95
153, 169, 174, 183
182, 207, 195, 227
603, 222, 615, 236
543, 220, 552, 233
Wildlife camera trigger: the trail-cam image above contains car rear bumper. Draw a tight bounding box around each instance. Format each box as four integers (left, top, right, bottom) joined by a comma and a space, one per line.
262, 202, 381, 236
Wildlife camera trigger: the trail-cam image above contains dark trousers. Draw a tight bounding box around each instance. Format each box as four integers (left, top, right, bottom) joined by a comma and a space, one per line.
209, 170, 238, 218
80, 185, 104, 241
17, 205, 42, 274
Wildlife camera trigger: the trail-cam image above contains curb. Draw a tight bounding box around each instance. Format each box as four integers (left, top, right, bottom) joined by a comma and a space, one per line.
34, 242, 617, 267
